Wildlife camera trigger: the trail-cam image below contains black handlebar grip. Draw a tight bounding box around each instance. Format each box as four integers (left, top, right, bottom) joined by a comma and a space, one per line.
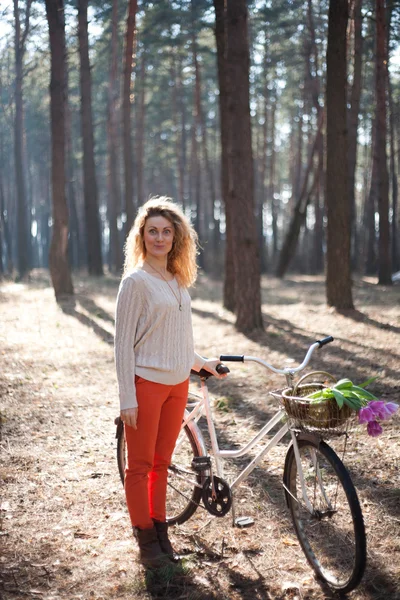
317, 336, 334, 347
219, 355, 244, 362
216, 363, 230, 375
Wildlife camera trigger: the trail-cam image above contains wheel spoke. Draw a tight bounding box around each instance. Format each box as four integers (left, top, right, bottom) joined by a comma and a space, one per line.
284, 438, 366, 593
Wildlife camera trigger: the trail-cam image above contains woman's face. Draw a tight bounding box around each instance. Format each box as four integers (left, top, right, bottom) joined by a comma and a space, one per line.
143, 215, 175, 261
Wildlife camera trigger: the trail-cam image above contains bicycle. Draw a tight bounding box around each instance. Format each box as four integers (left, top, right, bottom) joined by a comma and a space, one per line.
115, 336, 367, 594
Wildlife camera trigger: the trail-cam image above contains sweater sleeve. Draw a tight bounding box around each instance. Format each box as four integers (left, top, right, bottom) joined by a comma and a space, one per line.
114, 276, 144, 410
192, 351, 206, 371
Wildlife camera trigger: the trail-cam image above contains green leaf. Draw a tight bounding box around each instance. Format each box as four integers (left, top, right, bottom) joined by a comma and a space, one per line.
332, 389, 345, 408
305, 390, 324, 400
334, 379, 353, 389
358, 376, 379, 389
350, 385, 378, 400
343, 395, 363, 410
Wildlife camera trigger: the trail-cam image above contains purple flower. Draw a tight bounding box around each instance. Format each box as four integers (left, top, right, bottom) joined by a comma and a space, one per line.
381, 402, 399, 420
368, 401, 387, 420
367, 420, 383, 437
368, 400, 399, 421
358, 406, 375, 424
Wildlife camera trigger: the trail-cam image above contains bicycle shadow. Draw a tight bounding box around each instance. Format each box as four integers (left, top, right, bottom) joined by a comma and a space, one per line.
170, 468, 400, 600
143, 546, 272, 600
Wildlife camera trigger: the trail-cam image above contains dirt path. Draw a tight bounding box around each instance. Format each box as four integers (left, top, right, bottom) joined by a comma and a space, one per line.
1, 272, 399, 600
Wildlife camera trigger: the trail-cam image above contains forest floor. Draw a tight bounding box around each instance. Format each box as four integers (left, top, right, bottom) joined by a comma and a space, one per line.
1, 270, 399, 600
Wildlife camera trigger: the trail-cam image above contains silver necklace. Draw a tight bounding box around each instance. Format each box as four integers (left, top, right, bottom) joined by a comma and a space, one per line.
145, 262, 182, 311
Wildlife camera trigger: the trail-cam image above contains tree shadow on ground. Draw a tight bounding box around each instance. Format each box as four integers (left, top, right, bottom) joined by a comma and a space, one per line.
336, 308, 400, 335
75, 293, 115, 324
191, 306, 399, 390
58, 296, 114, 346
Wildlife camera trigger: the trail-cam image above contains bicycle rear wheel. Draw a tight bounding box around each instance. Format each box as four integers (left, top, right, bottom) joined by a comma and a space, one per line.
115, 404, 204, 526
283, 437, 366, 593
166, 423, 203, 525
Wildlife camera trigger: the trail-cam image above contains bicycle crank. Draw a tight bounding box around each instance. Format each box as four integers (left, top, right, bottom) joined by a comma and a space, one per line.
202, 476, 232, 517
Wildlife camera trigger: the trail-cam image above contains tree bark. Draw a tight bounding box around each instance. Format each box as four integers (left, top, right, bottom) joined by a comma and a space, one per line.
268, 98, 277, 260
78, 0, 103, 275
276, 113, 324, 278
13, 0, 32, 279
347, 0, 363, 270
170, 53, 185, 207
325, 0, 353, 308
122, 0, 137, 230
387, 64, 398, 271
45, 0, 74, 299
107, 0, 123, 273
226, 0, 262, 332
375, 0, 392, 284
136, 48, 145, 206
213, 0, 235, 312
257, 50, 269, 273
191, 16, 219, 273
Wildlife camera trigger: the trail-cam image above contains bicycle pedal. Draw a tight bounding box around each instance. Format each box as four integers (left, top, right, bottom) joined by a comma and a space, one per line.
191, 456, 211, 472
234, 516, 255, 528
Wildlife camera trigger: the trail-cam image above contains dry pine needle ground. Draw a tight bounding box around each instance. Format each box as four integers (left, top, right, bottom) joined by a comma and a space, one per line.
1, 271, 399, 600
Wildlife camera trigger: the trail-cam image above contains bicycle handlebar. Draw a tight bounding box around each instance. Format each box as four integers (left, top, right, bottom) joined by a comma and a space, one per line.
220, 336, 334, 375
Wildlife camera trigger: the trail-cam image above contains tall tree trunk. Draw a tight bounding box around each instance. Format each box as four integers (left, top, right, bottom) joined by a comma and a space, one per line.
375, 0, 391, 284
213, 0, 235, 312
226, 0, 262, 332
122, 0, 137, 230
170, 53, 184, 206
78, 0, 103, 275
65, 92, 82, 270
268, 98, 277, 260
311, 129, 324, 273
276, 114, 323, 278
325, 0, 353, 308
136, 47, 145, 206
0, 120, 13, 274
107, 0, 123, 273
45, 0, 74, 299
190, 23, 204, 267
257, 52, 269, 273
13, 0, 32, 279
0, 173, 12, 274
191, 20, 218, 273
364, 120, 378, 274
387, 68, 398, 271
347, 0, 363, 270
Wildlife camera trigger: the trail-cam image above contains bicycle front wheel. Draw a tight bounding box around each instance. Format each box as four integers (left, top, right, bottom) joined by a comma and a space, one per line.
283, 437, 366, 594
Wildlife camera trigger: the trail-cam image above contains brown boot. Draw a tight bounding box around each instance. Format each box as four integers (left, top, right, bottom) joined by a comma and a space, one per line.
133, 526, 171, 569
153, 520, 181, 563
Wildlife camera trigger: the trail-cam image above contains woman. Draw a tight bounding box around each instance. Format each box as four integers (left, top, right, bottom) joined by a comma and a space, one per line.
115, 196, 225, 570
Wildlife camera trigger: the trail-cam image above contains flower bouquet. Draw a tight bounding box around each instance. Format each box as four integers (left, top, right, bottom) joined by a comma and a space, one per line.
305, 378, 398, 436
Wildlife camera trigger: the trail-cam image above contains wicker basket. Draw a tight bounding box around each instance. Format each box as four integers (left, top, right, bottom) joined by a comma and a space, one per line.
272, 372, 355, 434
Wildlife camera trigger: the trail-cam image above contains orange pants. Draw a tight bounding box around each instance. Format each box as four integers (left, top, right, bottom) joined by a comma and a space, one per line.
124, 376, 189, 530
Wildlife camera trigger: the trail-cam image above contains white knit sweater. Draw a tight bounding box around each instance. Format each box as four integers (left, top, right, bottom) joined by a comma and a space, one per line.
115, 268, 205, 410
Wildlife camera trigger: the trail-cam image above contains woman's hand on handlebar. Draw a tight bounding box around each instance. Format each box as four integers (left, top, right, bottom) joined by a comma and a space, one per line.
121, 407, 138, 429
203, 358, 229, 379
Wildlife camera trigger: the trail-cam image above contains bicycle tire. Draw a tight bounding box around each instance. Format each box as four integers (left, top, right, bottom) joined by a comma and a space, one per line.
166, 422, 204, 525
283, 437, 366, 593
115, 400, 204, 526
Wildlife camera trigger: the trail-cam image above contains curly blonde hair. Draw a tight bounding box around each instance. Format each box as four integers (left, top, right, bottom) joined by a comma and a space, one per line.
123, 197, 198, 288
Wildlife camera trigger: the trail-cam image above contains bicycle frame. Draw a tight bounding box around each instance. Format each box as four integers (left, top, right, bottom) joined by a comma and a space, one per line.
180, 376, 320, 516
181, 337, 335, 514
